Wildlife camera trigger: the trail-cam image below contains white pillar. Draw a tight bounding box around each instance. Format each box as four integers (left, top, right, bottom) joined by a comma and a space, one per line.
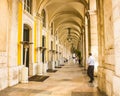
85, 17, 89, 69
89, 0, 98, 75
112, 0, 120, 96
21, 66, 28, 83
21, 47, 29, 83
37, 50, 43, 75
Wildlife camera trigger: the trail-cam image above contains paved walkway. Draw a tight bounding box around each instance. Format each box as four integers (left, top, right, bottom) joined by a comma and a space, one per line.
0, 62, 103, 96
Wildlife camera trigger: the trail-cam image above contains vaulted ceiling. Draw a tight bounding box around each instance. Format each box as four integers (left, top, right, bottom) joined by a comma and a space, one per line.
37, 0, 88, 49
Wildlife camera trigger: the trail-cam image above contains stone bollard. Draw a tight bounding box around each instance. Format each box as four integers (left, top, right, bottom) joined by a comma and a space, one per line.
21, 66, 28, 83
37, 63, 43, 75
43, 63, 48, 74
52, 61, 55, 70
55, 60, 58, 67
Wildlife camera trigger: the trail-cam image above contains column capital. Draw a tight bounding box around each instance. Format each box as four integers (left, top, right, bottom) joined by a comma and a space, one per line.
36, 13, 43, 21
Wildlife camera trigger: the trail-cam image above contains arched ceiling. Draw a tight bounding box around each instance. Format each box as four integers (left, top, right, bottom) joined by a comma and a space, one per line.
37, 0, 88, 49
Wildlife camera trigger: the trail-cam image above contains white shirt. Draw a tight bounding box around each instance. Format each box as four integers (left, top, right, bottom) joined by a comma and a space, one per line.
87, 56, 95, 66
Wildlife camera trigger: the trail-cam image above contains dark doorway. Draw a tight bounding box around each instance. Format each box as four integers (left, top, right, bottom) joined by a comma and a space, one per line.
51, 41, 53, 61
42, 36, 45, 63
23, 25, 30, 68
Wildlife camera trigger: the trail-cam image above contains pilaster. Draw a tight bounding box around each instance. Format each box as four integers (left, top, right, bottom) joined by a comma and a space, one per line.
112, 0, 120, 96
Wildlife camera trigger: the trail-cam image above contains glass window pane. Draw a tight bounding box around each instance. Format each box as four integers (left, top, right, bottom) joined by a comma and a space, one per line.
24, 0, 32, 14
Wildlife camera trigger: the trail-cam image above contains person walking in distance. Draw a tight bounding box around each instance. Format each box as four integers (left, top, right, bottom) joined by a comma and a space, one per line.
87, 53, 95, 83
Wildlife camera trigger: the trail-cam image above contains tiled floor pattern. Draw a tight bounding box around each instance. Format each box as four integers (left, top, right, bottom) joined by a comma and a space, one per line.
0, 62, 104, 96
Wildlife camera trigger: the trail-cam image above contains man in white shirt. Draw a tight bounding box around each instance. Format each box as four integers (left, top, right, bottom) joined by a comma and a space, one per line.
87, 53, 95, 83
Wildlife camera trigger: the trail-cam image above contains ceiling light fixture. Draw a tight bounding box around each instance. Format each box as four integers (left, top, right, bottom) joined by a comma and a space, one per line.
67, 28, 72, 42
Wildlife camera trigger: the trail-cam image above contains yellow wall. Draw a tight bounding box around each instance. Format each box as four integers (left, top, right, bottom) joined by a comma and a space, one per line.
34, 18, 37, 63
18, 1, 22, 65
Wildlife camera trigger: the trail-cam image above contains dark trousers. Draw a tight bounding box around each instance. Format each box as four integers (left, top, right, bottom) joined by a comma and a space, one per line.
87, 65, 94, 82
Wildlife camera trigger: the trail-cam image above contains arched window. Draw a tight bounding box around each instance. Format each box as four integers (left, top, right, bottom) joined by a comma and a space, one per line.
24, 0, 32, 14
41, 9, 46, 27
51, 22, 53, 35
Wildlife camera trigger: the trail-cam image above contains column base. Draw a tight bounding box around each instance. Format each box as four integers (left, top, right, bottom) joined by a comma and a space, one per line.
43, 63, 48, 74
21, 80, 28, 83
52, 61, 55, 70
20, 66, 28, 83
37, 64, 43, 75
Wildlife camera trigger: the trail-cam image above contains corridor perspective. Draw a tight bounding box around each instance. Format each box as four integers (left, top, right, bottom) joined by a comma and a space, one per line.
0, 62, 104, 96
0, 0, 120, 96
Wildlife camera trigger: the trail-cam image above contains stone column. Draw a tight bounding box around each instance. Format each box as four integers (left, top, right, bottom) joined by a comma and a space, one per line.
97, 1, 115, 96
39, 16, 44, 75
54, 50, 57, 67
56, 45, 59, 67
89, 0, 98, 58
37, 48, 42, 75
43, 48, 47, 74
52, 36, 56, 68
55, 43, 59, 67
112, 0, 120, 96
58, 45, 60, 66
8, 0, 19, 85
85, 16, 89, 69
89, 0, 98, 76
36, 15, 43, 75
52, 50, 55, 70
81, 27, 85, 67
59, 45, 63, 65
97, 0, 106, 93
55, 52, 58, 67
81, 25, 86, 69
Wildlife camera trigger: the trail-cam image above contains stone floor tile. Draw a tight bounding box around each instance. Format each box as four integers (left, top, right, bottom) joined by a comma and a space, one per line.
0, 63, 102, 96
